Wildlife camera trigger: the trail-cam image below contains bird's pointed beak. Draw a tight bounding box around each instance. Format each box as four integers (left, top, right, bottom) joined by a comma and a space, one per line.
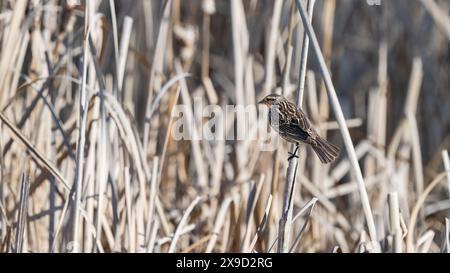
257, 99, 265, 105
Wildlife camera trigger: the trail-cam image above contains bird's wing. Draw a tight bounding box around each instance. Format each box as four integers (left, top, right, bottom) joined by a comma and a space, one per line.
292, 107, 312, 132
280, 99, 313, 132
271, 100, 316, 143
278, 120, 310, 142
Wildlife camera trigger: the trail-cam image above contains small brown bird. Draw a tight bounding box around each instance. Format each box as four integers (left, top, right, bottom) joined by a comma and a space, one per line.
258, 94, 339, 164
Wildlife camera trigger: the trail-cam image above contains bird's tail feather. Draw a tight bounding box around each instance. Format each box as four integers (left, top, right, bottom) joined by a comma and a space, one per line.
312, 136, 340, 164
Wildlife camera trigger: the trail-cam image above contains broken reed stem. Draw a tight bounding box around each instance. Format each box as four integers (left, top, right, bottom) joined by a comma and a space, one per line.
117, 16, 133, 92
295, 0, 378, 248
108, 0, 120, 96
388, 192, 402, 253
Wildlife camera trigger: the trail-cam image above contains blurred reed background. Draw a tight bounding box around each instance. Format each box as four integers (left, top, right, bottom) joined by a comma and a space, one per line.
0, 0, 449, 253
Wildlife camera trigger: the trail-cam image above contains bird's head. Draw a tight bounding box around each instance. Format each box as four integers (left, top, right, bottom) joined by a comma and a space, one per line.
258, 94, 283, 106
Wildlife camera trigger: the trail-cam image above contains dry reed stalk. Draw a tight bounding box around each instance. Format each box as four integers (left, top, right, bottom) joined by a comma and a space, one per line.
14, 172, 29, 253
326, 170, 387, 199
230, 0, 251, 181
407, 113, 424, 197
205, 197, 233, 252
175, 61, 208, 187
181, 235, 211, 253
168, 196, 202, 253
123, 167, 136, 252
295, 0, 378, 249
416, 230, 435, 253
241, 175, 265, 252
248, 194, 273, 252
388, 192, 402, 253
316, 0, 334, 123
71, 2, 92, 252
108, 0, 120, 92
296, 0, 316, 106
278, 1, 297, 253
263, 0, 283, 94
386, 58, 423, 215
443, 150, 450, 197
0, 112, 70, 190
144, 158, 159, 246
142, 0, 173, 151
117, 17, 133, 93
406, 59, 424, 196
299, 175, 350, 232
366, 42, 388, 183
419, 0, 450, 41
441, 218, 450, 253
406, 172, 448, 252
155, 86, 181, 194
278, 0, 316, 254
210, 100, 225, 196
147, 218, 160, 253
268, 197, 318, 252
289, 197, 317, 252
0, 0, 28, 106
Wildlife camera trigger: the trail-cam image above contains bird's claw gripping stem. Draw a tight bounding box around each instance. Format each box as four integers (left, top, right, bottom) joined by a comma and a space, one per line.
288, 146, 299, 161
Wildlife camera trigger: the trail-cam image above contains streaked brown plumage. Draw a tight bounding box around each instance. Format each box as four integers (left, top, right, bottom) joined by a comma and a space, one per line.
258, 94, 340, 164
